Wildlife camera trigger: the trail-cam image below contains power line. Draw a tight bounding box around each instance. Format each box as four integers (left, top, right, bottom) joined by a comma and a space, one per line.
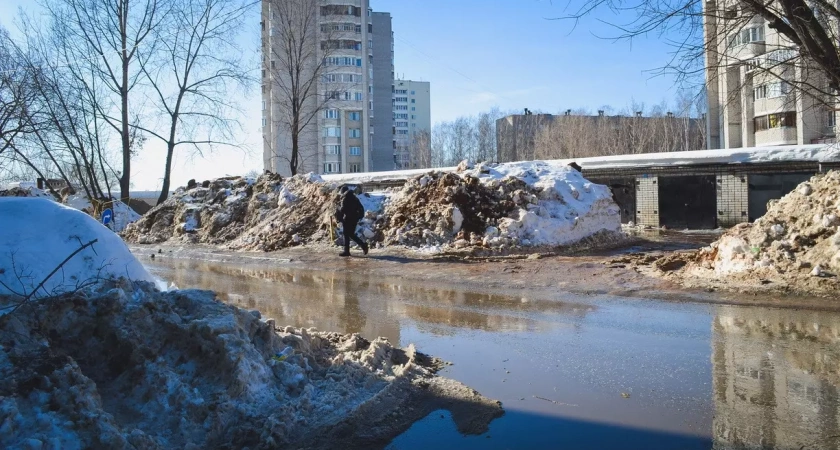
393, 35, 506, 99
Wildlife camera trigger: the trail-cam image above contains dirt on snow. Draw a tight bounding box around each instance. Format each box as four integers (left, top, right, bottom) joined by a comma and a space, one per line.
613, 171, 840, 296
0, 282, 502, 449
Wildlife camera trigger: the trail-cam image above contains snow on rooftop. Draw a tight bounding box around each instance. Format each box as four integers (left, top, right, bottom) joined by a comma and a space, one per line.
319, 144, 840, 184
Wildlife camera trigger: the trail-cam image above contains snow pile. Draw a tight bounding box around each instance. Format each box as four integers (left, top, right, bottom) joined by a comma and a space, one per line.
0, 198, 155, 298
0, 183, 56, 200
1, 184, 139, 232
230, 176, 366, 252
465, 161, 622, 248
688, 170, 840, 292
123, 174, 284, 245
125, 161, 622, 252
0, 283, 477, 449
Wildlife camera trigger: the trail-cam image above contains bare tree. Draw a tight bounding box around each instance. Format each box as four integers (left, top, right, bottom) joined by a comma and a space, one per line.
0, 27, 38, 165
265, 0, 354, 176
554, 0, 840, 108
408, 129, 432, 169
40, 0, 164, 203
138, 0, 253, 204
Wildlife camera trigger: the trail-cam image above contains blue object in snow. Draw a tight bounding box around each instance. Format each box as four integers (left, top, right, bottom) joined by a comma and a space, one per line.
101, 208, 113, 225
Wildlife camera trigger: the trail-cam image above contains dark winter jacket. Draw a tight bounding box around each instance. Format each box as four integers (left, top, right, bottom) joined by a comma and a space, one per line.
337, 192, 364, 222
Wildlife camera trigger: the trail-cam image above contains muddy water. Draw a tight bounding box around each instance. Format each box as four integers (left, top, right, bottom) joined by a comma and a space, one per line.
145, 257, 840, 450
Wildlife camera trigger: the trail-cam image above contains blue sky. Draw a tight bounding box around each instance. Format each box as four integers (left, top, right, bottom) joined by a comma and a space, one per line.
1, 0, 688, 190
374, 0, 689, 121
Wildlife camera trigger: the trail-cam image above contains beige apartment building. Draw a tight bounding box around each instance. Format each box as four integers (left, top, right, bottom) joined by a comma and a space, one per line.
704, 0, 837, 149
393, 79, 431, 169
261, 0, 375, 176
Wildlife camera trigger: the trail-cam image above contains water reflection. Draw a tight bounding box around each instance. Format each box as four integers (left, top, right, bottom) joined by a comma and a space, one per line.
147, 258, 595, 345
712, 306, 840, 450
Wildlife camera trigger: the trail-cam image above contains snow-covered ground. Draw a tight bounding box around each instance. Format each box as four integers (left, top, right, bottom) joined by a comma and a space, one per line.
0, 198, 155, 298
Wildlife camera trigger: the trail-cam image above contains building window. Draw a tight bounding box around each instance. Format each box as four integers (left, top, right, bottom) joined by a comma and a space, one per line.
395, 105, 408, 111
754, 112, 797, 131
753, 85, 766, 101
350, 163, 361, 172
829, 110, 836, 128
411, 99, 415, 103
395, 89, 407, 94
394, 113, 408, 119
325, 145, 341, 155
396, 129, 408, 135
324, 127, 341, 137
411, 107, 415, 111
394, 121, 408, 127
349, 128, 361, 138
324, 163, 342, 173
411, 114, 416, 119
394, 97, 408, 102
411, 90, 415, 95
324, 109, 340, 119
350, 146, 361, 155
354, 92, 364, 101
325, 56, 363, 67
730, 26, 764, 47
348, 111, 361, 121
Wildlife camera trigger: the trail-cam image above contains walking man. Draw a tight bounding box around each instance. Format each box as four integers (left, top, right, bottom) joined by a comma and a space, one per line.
336, 186, 369, 257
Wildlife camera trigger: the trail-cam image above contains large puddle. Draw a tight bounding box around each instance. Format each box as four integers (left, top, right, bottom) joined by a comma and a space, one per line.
145, 257, 840, 450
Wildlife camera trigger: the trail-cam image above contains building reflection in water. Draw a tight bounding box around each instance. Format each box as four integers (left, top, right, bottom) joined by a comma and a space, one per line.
148, 258, 595, 346
712, 306, 840, 450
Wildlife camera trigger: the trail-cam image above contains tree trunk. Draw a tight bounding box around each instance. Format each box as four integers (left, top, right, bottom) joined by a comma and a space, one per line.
157, 141, 175, 205
119, 4, 131, 203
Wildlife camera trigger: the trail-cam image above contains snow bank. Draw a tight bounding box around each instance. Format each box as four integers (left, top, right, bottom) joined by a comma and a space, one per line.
0, 198, 155, 298
0, 284, 500, 448
465, 161, 621, 247
125, 161, 622, 252
2, 184, 140, 232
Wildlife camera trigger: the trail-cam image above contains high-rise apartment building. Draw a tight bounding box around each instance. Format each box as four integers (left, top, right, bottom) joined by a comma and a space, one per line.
704, 0, 837, 149
369, 12, 395, 172
393, 79, 431, 169
262, 0, 377, 176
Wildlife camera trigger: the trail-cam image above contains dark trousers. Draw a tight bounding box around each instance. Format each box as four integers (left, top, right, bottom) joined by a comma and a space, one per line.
342, 218, 364, 253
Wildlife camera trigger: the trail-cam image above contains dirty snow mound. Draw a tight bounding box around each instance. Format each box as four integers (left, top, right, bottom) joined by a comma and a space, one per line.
0, 283, 499, 449
0, 184, 56, 200
125, 162, 622, 252
0, 198, 155, 298
123, 174, 283, 245
686, 170, 840, 293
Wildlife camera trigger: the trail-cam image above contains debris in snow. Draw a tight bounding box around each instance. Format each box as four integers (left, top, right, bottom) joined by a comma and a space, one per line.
0, 198, 155, 298
124, 161, 622, 252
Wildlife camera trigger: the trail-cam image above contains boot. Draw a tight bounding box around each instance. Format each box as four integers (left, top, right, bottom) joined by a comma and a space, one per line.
361, 242, 369, 255
339, 251, 350, 257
